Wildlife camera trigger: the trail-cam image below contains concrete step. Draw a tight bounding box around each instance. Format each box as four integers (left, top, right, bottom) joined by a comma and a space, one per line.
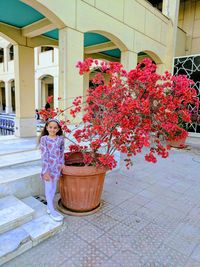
0, 196, 34, 234
0, 196, 63, 266
0, 161, 43, 198
0, 150, 40, 168
0, 227, 32, 266
0, 136, 38, 156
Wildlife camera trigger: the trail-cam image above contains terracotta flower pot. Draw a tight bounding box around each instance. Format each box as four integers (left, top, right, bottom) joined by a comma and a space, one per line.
59, 152, 107, 212
167, 136, 187, 148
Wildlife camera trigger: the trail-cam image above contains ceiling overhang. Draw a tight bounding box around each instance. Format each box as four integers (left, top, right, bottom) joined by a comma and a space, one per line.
22, 18, 56, 38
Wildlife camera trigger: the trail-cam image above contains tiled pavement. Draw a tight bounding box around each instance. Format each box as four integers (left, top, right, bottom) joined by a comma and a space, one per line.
3, 144, 200, 267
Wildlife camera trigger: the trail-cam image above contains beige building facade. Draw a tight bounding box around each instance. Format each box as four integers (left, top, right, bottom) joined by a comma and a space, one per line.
0, 0, 199, 137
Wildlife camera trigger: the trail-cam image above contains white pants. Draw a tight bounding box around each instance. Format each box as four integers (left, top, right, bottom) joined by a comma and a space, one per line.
44, 180, 57, 213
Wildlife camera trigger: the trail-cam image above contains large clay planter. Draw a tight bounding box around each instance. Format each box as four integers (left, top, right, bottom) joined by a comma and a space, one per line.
59, 152, 107, 212
167, 136, 187, 148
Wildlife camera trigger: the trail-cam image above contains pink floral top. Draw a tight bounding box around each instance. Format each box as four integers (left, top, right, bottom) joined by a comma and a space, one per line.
40, 135, 65, 180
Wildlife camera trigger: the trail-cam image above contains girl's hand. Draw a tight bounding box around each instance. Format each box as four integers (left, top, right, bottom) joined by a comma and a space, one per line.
61, 165, 65, 171
43, 172, 51, 181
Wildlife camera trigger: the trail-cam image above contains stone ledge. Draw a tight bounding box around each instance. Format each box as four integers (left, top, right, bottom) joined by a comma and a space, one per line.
0, 196, 34, 234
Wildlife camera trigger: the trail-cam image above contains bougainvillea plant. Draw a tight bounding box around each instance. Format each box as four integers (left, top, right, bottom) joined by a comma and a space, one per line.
39, 58, 199, 169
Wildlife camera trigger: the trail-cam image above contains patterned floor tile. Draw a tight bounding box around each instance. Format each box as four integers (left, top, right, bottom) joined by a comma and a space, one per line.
58, 259, 79, 267
184, 258, 200, 267
87, 213, 119, 231
120, 214, 150, 233
74, 222, 105, 243
118, 199, 143, 214
143, 244, 188, 267
107, 222, 136, 242
90, 233, 122, 257
104, 206, 131, 222
133, 207, 158, 222
110, 249, 145, 267
64, 216, 89, 232
138, 222, 172, 242
164, 233, 198, 257
190, 244, 200, 262
71, 244, 109, 267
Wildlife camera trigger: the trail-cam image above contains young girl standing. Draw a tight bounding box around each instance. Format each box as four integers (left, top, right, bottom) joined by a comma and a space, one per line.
39, 118, 65, 221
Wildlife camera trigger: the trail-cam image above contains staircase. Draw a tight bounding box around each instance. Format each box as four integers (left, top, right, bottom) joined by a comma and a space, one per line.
0, 136, 43, 198
0, 195, 63, 266
0, 136, 63, 266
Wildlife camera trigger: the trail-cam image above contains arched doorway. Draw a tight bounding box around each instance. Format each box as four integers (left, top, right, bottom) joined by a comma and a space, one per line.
138, 50, 163, 73
10, 79, 15, 113
0, 81, 5, 112
40, 75, 54, 108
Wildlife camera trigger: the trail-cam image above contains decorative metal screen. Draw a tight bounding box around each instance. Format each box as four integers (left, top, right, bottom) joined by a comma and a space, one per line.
173, 55, 200, 133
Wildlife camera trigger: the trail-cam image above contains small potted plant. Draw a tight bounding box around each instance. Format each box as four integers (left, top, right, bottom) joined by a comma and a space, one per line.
39, 58, 199, 214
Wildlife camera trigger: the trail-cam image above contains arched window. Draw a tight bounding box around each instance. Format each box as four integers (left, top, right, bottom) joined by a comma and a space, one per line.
0, 48, 4, 63
147, 0, 163, 12
9, 45, 14, 60
41, 46, 53, 53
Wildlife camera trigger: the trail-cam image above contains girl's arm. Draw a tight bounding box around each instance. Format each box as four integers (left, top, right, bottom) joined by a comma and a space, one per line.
60, 136, 65, 166
40, 136, 50, 175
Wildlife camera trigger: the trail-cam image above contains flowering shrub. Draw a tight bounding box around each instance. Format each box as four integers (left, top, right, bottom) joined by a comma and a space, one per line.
39, 58, 199, 169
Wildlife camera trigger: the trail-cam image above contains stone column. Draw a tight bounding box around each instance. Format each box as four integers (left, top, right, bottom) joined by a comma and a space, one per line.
121, 50, 138, 71
58, 27, 84, 110
35, 78, 42, 110
14, 44, 36, 137
162, 0, 180, 71
0, 86, 3, 112
5, 81, 12, 114
3, 47, 8, 72
53, 76, 59, 108
41, 80, 47, 108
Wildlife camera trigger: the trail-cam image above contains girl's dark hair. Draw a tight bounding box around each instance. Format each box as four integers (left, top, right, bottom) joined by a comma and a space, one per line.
39, 119, 63, 143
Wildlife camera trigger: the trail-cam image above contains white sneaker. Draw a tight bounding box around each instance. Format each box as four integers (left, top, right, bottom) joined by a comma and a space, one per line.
47, 208, 50, 214
49, 211, 64, 222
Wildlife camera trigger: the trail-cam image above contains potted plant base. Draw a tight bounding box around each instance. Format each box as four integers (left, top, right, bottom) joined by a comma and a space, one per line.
167, 136, 187, 149
58, 152, 107, 215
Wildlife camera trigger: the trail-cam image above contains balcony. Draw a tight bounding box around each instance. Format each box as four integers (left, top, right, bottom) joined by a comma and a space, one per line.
37, 49, 58, 68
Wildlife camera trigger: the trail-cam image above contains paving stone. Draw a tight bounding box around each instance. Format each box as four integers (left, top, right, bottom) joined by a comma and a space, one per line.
102, 191, 133, 205
164, 233, 198, 257
110, 249, 145, 267
172, 223, 200, 243
138, 189, 158, 200
118, 198, 143, 214
153, 213, 182, 230
103, 206, 130, 222
98, 258, 122, 267
71, 244, 109, 267
143, 200, 167, 213
128, 194, 152, 206
74, 222, 104, 243
191, 244, 200, 262
184, 258, 200, 267
133, 206, 158, 222
87, 213, 119, 231
143, 244, 188, 267
120, 214, 150, 233
64, 215, 89, 232
90, 233, 122, 257
59, 259, 78, 267
107, 222, 136, 242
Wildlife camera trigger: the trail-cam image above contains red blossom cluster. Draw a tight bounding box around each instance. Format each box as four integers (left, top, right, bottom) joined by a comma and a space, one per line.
39, 58, 199, 169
